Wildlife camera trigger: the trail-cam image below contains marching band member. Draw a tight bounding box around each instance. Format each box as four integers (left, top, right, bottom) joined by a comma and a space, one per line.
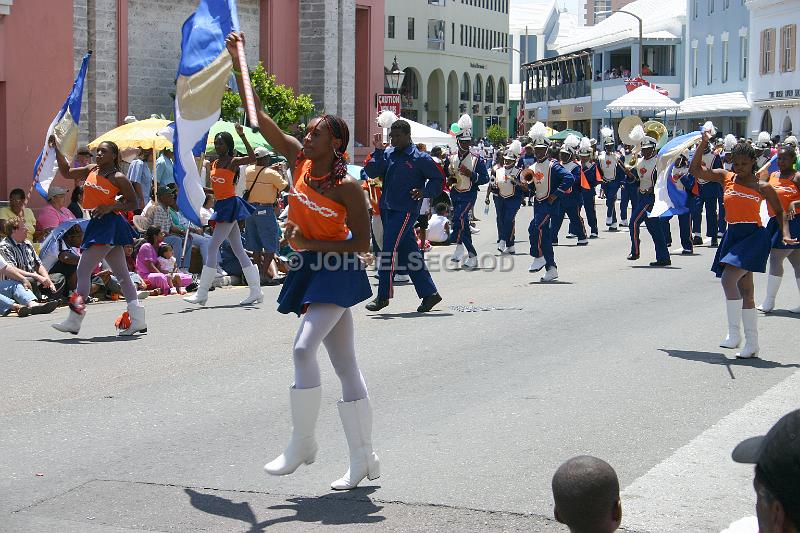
520, 122, 575, 282
758, 145, 800, 313
445, 114, 490, 269
691, 137, 724, 247
517, 142, 538, 207
50, 137, 145, 336
624, 130, 671, 266
689, 131, 794, 359
550, 135, 588, 246
363, 118, 443, 313
228, 32, 378, 490
619, 144, 637, 227
577, 137, 601, 238
755, 131, 773, 170
490, 147, 525, 254
486, 151, 504, 246
597, 128, 627, 231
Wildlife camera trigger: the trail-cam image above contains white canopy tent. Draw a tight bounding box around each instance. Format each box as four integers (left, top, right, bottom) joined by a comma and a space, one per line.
400, 116, 457, 150
604, 86, 680, 113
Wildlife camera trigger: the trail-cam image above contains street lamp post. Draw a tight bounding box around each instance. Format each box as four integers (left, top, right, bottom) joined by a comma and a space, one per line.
385, 55, 405, 95
597, 10, 643, 78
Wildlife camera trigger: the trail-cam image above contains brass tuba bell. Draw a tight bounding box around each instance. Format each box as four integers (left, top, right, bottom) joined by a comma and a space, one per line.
642, 120, 669, 150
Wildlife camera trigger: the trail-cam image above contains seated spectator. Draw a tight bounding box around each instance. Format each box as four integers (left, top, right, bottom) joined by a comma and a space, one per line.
0, 219, 62, 300
41, 223, 83, 293
641, 64, 652, 76
552, 456, 622, 533
135, 226, 192, 295
427, 203, 451, 244
728, 409, 800, 533
67, 186, 85, 219
157, 242, 189, 294
200, 193, 215, 226
0, 188, 37, 242
36, 186, 77, 235
150, 186, 212, 270
0, 254, 59, 317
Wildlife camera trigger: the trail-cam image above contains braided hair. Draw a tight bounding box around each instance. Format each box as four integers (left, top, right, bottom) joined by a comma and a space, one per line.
297, 114, 351, 191
731, 141, 758, 173
214, 131, 236, 157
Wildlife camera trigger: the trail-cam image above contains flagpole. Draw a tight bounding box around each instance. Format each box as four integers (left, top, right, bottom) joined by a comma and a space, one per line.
236, 40, 259, 133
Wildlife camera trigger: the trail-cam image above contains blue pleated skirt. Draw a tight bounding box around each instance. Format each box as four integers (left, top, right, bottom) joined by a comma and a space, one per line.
81, 212, 137, 250
277, 251, 373, 316
711, 223, 770, 277
211, 196, 256, 223
766, 215, 800, 249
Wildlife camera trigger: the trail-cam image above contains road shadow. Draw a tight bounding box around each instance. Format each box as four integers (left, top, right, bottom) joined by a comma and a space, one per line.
34, 335, 143, 345
368, 311, 453, 320
184, 487, 385, 531
630, 265, 681, 270
659, 348, 800, 380
528, 280, 574, 285
763, 309, 800, 319
163, 303, 262, 315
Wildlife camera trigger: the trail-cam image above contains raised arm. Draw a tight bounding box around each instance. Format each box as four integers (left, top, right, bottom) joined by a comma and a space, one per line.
231, 122, 256, 167
689, 131, 726, 184
226, 33, 302, 165
49, 135, 92, 182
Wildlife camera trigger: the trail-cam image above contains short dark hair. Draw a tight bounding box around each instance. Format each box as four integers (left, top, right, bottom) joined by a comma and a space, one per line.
779, 145, 797, 160
434, 203, 448, 215
157, 243, 173, 257
391, 119, 411, 135
9, 188, 25, 200
552, 456, 620, 533
732, 141, 758, 171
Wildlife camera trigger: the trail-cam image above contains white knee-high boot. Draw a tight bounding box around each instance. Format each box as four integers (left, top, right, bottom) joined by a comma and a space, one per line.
184, 266, 216, 305
792, 277, 800, 314
757, 275, 782, 313
118, 304, 147, 336
720, 299, 742, 349
737, 308, 759, 359
330, 397, 380, 490
239, 264, 264, 305
52, 293, 86, 335
264, 386, 321, 475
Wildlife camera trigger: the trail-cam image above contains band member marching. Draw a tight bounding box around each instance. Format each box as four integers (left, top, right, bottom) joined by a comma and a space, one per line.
551, 135, 588, 246
624, 129, 671, 266
446, 114, 490, 269
755, 131, 773, 170
489, 147, 526, 254
757, 144, 800, 313
520, 122, 575, 282
577, 137, 601, 238
228, 32, 379, 490
689, 130, 795, 359
597, 127, 627, 231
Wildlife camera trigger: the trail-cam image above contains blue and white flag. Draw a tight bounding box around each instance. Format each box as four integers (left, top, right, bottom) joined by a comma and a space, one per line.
650, 131, 702, 218
173, 0, 239, 225
757, 153, 779, 179
33, 52, 91, 199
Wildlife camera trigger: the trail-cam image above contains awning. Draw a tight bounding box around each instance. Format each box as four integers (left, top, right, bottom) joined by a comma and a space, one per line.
677, 92, 751, 117
605, 85, 680, 113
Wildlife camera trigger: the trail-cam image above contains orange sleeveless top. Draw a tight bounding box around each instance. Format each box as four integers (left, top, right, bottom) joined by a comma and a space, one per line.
83, 168, 120, 210
767, 172, 800, 217
723, 172, 763, 225
288, 160, 349, 244
210, 160, 237, 200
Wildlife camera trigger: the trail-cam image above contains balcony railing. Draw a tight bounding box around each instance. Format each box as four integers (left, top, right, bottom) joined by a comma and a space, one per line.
525, 80, 591, 104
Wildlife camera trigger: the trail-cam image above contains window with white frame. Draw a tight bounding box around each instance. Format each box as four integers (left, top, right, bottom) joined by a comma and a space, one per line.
707, 43, 714, 84
693, 46, 698, 86
780, 24, 796, 72
740, 35, 748, 79
722, 40, 729, 82
708, 0, 714, 15
693, 0, 699, 19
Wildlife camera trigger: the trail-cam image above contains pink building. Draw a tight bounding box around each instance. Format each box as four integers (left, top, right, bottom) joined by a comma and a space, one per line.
0, 0, 385, 206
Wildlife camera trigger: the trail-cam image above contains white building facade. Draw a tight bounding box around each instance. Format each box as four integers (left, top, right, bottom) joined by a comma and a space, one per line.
384, 0, 511, 138
746, 0, 799, 139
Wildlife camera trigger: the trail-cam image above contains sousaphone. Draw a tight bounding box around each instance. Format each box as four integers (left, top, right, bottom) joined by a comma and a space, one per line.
643, 120, 669, 150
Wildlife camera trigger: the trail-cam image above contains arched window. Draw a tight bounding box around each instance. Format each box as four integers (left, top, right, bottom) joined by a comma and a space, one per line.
401, 68, 418, 99
782, 115, 793, 137
761, 110, 773, 134
497, 79, 506, 103
473, 74, 483, 102
461, 73, 470, 100
485, 76, 495, 102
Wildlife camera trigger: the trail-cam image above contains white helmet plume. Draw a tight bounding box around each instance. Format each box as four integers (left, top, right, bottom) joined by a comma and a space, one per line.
723, 134, 737, 152
579, 137, 592, 152
758, 131, 771, 144
702, 121, 717, 136
563, 134, 580, 150
457, 114, 473, 132
376, 110, 398, 129
508, 139, 522, 156
628, 124, 645, 145
600, 126, 614, 143
528, 121, 547, 141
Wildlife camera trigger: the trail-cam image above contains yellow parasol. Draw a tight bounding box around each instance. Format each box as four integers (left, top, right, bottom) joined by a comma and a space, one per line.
88, 118, 173, 152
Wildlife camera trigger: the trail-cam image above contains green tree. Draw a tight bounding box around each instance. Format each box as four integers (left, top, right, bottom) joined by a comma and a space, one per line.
221, 63, 315, 131
487, 124, 508, 145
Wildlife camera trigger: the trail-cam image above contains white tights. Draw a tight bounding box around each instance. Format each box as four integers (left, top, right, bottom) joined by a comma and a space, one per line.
76, 245, 139, 306
293, 303, 368, 402
768, 249, 800, 277
206, 221, 253, 269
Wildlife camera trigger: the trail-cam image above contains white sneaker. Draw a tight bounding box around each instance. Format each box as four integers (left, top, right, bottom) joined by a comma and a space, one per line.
463, 255, 478, 269
497, 240, 506, 252
529, 256, 546, 272
577, 238, 589, 245
620, 219, 629, 227
470, 226, 480, 234
605, 217, 612, 226
541, 267, 558, 282
502, 245, 515, 254
566, 233, 577, 239
450, 243, 466, 263
393, 274, 411, 282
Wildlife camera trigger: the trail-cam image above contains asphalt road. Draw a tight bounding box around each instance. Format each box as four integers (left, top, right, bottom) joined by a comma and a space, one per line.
2, 198, 799, 532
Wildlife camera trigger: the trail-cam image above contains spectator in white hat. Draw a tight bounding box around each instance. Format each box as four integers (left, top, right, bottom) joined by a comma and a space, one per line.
36, 186, 76, 236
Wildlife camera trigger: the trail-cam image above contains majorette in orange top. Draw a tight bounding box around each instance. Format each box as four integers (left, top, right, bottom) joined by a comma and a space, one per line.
288, 159, 350, 243
723, 172, 763, 225
766, 171, 800, 217
210, 159, 237, 200
83, 168, 120, 210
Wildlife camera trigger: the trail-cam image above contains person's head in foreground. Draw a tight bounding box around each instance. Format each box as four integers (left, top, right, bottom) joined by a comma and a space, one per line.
732, 409, 800, 533
552, 455, 622, 533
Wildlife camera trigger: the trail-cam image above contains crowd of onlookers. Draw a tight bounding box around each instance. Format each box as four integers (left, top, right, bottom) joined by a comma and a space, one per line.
0, 145, 293, 318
